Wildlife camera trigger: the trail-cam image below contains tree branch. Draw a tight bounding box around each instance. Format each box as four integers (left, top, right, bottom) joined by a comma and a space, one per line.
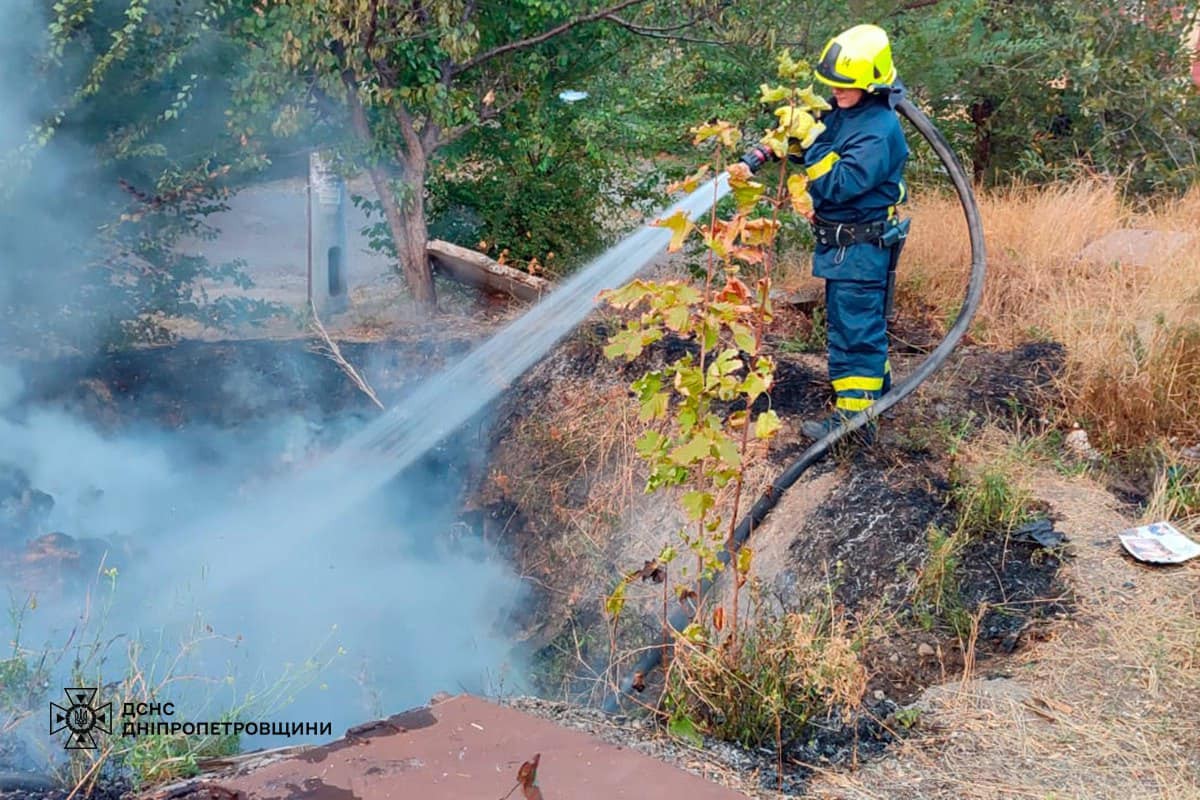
393, 105, 425, 168
600, 12, 729, 46
602, 11, 703, 35
454, 0, 650, 75
443, 87, 526, 144
420, 117, 443, 153
893, 0, 941, 12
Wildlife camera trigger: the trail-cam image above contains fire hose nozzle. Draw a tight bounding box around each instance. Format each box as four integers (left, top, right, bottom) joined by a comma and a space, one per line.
738, 143, 774, 174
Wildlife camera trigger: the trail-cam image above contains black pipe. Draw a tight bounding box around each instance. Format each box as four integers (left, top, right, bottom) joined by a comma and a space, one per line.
603, 97, 988, 713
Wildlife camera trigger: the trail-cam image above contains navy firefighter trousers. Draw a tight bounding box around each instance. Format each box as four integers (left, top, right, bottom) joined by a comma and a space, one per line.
824, 271, 890, 413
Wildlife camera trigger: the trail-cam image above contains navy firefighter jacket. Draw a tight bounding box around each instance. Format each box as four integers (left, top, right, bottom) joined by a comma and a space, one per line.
803, 85, 909, 283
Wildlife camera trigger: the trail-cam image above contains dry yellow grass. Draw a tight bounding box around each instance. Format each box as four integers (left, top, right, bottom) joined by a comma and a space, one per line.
898, 181, 1200, 451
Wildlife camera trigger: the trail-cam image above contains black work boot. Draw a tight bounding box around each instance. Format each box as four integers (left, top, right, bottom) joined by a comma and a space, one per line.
800, 413, 876, 445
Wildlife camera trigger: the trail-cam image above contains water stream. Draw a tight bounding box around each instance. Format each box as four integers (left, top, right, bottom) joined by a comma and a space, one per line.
200, 176, 730, 558
120, 177, 730, 734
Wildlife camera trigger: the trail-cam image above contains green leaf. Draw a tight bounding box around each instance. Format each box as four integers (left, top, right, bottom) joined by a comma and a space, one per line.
774, 106, 816, 141
713, 433, 741, 468
796, 86, 832, 112
788, 173, 813, 215
740, 371, 770, 403
664, 302, 690, 332
721, 348, 744, 375
600, 280, 653, 309
654, 210, 694, 252
737, 546, 753, 575
639, 328, 664, 351
760, 129, 788, 159
602, 339, 625, 360
673, 364, 704, 397
668, 713, 704, 748
800, 121, 826, 149
755, 409, 782, 439
670, 433, 711, 466
690, 119, 740, 148
777, 51, 810, 80
730, 322, 756, 354
603, 328, 645, 361
729, 178, 765, 212
631, 371, 662, 399
666, 164, 711, 194
636, 430, 665, 457
759, 83, 792, 104
640, 391, 669, 421
680, 490, 715, 521
605, 580, 628, 618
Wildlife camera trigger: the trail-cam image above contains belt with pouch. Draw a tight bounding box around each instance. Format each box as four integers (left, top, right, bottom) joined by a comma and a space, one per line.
811, 217, 890, 248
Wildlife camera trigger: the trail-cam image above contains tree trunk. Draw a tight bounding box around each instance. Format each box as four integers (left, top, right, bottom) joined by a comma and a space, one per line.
969, 97, 995, 185
344, 79, 438, 311
364, 156, 437, 310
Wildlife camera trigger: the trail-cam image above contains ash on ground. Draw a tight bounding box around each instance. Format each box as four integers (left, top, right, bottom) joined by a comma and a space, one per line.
505, 696, 902, 798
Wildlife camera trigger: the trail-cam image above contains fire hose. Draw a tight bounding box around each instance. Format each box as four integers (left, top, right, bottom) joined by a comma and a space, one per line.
603, 97, 987, 713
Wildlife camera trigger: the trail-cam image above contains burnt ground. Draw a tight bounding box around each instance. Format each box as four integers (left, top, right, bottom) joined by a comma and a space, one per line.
464, 308, 1077, 791
1, 335, 497, 592
14, 337, 478, 430
2, 309, 1078, 798
743, 338, 1073, 769
0, 776, 132, 800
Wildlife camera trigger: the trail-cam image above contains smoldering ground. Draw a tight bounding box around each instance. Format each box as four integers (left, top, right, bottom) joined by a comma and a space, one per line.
0, 0, 524, 761
0, 353, 527, 761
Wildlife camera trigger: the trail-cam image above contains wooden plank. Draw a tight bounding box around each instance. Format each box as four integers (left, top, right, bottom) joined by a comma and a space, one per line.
427, 240, 552, 302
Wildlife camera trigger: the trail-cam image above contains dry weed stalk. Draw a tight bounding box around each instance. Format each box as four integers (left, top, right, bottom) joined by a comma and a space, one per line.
665, 597, 868, 750
306, 302, 384, 411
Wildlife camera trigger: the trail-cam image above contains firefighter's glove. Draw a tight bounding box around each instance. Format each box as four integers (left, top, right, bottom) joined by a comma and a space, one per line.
726, 162, 753, 182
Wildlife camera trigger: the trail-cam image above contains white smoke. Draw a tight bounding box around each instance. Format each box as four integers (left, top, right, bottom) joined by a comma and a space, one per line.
0, 359, 525, 752
0, 0, 525, 755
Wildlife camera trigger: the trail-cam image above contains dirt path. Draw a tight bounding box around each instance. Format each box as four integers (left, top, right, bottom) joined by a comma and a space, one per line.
809, 473, 1200, 800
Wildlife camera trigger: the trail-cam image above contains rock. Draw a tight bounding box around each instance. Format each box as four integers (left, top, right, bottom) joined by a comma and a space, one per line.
0, 463, 31, 499
1078, 228, 1194, 269
917, 642, 935, 658
770, 285, 823, 315
0, 464, 56, 543
1064, 427, 1101, 462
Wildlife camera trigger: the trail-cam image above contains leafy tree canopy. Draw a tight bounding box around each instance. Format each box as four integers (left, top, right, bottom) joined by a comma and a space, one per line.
0, 0, 266, 354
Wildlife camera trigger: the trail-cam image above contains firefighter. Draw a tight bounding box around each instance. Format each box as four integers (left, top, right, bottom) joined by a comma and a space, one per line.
736, 24, 910, 442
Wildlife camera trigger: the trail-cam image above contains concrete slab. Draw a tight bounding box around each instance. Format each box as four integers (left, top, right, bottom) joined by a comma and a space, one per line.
1077, 228, 1194, 268
154, 696, 750, 800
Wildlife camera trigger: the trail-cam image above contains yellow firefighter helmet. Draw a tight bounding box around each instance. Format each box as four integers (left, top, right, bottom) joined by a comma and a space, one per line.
815, 24, 897, 91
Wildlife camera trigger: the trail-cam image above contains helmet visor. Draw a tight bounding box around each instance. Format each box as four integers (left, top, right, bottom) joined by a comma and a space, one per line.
815, 43, 858, 87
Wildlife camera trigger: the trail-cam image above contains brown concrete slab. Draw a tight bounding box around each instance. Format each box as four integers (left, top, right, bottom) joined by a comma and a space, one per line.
173, 696, 750, 800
